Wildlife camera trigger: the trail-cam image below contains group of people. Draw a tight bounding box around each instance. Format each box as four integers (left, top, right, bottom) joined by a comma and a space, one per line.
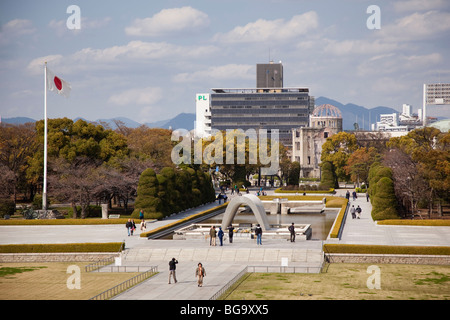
125, 209, 147, 236
208, 223, 297, 246
168, 258, 206, 287
208, 225, 234, 246
350, 205, 363, 219
345, 190, 365, 219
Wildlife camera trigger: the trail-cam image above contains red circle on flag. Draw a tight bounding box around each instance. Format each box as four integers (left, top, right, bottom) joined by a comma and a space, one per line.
54, 76, 62, 91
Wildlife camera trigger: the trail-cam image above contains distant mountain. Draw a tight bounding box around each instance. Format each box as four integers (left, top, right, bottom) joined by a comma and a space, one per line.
315, 97, 398, 131
1, 97, 403, 132
93, 117, 142, 129
1, 117, 36, 124
160, 113, 195, 130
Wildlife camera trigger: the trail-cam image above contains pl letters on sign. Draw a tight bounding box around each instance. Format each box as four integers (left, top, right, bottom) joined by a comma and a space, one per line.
366, 5, 381, 30
66, 5, 81, 30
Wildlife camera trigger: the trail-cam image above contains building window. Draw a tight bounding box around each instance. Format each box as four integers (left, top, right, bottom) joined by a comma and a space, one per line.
324, 132, 329, 138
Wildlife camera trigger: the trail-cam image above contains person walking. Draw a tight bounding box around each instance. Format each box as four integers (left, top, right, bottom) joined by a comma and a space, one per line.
195, 263, 206, 287
350, 205, 356, 219
218, 227, 224, 246
227, 225, 234, 243
352, 191, 357, 201
209, 226, 217, 246
288, 223, 295, 242
366, 191, 370, 202
139, 209, 144, 220
356, 205, 362, 219
168, 258, 178, 284
140, 219, 147, 231
255, 224, 263, 245
130, 219, 136, 235
345, 190, 350, 200
125, 219, 133, 236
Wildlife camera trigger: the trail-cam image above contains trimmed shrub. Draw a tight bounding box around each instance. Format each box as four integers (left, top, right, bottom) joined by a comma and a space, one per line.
323, 243, 450, 255
0, 242, 124, 253
321, 161, 338, 189
132, 168, 163, 220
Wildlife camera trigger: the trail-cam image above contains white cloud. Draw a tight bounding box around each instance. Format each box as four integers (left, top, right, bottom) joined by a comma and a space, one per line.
357, 53, 442, 76
27, 41, 218, 74
324, 39, 401, 56
213, 11, 318, 43
0, 19, 36, 44
173, 64, 254, 83
108, 87, 163, 106
379, 10, 450, 42
393, 0, 450, 12
48, 17, 111, 37
125, 6, 210, 37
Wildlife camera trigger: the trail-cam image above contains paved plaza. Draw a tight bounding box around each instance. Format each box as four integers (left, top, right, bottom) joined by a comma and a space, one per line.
1, 188, 449, 300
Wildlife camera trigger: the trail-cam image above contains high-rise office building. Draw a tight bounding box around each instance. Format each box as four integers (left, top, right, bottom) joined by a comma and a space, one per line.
196, 62, 313, 148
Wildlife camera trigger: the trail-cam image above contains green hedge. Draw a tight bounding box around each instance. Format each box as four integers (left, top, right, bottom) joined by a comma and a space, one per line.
377, 219, 450, 226
0, 218, 130, 225
274, 187, 335, 194
0, 242, 124, 253
139, 203, 227, 238
328, 200, 348, 238
323, 243, 450, 255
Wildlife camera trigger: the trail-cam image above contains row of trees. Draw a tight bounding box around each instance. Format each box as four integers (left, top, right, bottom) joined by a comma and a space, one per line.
0, 118, 207, 218
319, 128, 450, 218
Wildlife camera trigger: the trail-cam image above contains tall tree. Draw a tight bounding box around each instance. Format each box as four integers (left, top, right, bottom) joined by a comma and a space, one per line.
321, 132, 358, 182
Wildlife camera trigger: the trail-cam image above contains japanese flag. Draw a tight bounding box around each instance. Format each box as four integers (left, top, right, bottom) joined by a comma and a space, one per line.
46, 68, 71, 98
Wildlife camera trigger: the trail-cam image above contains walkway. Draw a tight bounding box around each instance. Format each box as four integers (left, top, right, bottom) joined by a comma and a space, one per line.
334, 189, 450, 246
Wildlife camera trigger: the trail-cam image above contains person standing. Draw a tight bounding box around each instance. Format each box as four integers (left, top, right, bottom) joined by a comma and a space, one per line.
218, 227, 224, 246
209, 226, 217, 246
288, 223, 295, 242
255, 224, 263, 245
139, 209, 144, 220
195, 263, 206, 287
168, 258, 178, 284
227, 225, 234, 243
130, 219, 136, 235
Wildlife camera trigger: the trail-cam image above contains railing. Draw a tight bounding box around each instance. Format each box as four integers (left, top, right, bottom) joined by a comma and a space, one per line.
85, 240, 125, 272
89, 266, 158, 300
84, 256, 116, 272
247, 265, 322, 274
209, 266, 248, 300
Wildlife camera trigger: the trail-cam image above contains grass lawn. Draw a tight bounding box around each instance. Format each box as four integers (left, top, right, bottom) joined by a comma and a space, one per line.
221, 263, 450, 300
0, 262, 143, 300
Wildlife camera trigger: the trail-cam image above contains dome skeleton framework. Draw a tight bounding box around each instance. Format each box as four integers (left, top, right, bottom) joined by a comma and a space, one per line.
311, 104, 342, 118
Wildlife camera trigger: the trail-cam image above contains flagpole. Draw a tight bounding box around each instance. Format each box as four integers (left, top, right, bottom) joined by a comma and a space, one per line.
43, 62, 48, 211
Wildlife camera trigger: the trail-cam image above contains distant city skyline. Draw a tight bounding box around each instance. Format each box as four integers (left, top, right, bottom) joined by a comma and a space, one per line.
1, 0, 449, 123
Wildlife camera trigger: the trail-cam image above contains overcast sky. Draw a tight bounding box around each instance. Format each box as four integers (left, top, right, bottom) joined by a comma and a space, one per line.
1, 0, 449, 124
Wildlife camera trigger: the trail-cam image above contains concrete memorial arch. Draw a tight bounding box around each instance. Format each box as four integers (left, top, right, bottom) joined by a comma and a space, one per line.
221, 194, 270, 231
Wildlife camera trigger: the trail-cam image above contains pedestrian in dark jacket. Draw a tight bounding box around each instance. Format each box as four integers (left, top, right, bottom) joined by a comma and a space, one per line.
218, 227, 224, 246
168, 258, 178, 284
126, 219, 133, 236
227, 225, 234, 243
288, 223, 295, 242
255, 224, 263, 245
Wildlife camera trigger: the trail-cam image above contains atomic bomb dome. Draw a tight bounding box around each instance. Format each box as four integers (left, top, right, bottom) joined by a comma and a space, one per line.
311, 104, 342, 118
310, 104, 343, 131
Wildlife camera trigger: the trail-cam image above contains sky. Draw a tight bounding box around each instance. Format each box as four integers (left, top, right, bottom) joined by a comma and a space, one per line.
1, 0, 449, 124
